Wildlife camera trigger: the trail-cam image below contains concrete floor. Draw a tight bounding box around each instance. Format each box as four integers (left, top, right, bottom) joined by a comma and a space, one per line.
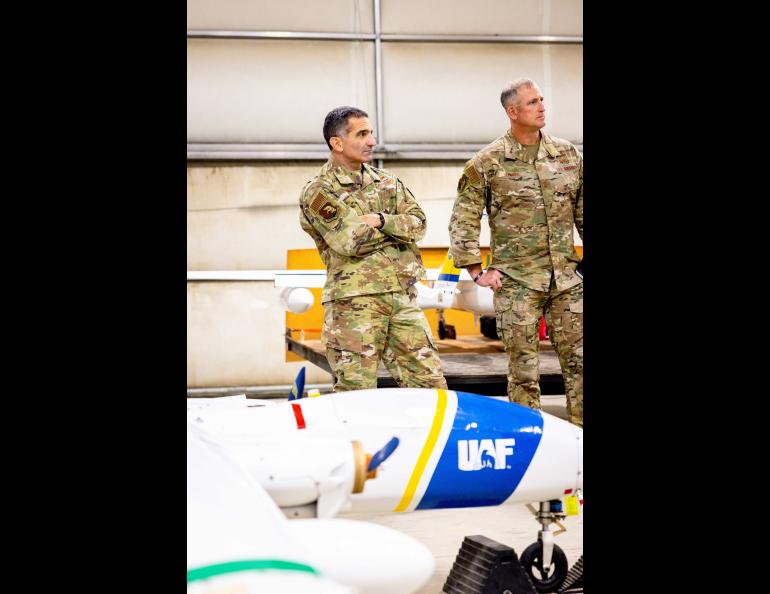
340, 394, 583, 594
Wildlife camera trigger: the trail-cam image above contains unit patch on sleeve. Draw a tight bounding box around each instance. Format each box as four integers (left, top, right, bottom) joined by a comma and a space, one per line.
318, 201, 338, 220
309, 191, 339, 221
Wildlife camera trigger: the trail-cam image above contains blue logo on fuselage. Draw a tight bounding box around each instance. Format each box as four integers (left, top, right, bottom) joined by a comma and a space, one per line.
416, 392, 543, 509
457, 438, 516, 471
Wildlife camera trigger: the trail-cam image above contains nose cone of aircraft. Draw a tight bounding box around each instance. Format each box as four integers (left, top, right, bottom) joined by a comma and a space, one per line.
281, 287, 315, 313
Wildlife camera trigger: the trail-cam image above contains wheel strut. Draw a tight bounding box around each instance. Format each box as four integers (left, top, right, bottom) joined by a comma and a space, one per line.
521, 499, 569, 593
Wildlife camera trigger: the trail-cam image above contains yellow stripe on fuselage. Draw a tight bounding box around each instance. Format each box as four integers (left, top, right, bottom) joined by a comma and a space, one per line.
394, 389, 448, 512
438, 253, 462, 275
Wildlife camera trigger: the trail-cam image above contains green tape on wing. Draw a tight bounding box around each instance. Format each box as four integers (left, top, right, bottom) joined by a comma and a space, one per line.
187, 559, 319, 583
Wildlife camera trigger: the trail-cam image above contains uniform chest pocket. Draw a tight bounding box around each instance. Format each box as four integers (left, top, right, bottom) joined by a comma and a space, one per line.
340, 190, 366, 215
490, 177, 539, 228
347, 187, 385, 214
552, 175, 580, 196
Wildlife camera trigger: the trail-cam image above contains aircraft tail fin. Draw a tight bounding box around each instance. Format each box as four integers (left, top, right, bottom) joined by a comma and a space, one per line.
288, 367, 306, 401
435, 250, 462, 294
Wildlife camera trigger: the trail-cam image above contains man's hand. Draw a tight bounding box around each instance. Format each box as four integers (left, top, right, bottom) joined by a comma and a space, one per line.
478, 268, 503, 291
467, 265, 503, 291
359, 213, 382, 228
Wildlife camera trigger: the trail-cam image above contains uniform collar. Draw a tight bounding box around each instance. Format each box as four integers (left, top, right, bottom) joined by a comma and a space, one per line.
362, 162, 381, 182
503, 129, 560, 162
323, 158, 381, 185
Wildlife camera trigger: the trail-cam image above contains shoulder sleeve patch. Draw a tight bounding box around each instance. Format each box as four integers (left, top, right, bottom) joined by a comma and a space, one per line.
308, 190, 340, 221
317, 201, 338, 220
464, 163, 481, 184
309, 191, 326, 213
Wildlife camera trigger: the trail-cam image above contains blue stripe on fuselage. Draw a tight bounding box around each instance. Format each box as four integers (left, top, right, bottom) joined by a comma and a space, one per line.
416, 392, 544, 509
437, 273, 460, 282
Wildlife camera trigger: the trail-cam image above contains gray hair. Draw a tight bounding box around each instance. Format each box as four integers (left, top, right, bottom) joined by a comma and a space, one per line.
500, 78, 537, 110
323, 106, 369, 149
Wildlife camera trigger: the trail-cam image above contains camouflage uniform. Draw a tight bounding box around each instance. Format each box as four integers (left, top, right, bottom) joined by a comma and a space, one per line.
449, 130, 583, 425
300, 158, 447, 391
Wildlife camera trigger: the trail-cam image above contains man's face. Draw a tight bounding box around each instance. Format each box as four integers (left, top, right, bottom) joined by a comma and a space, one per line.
332, 117, 376, 168
509, 84, 546, 131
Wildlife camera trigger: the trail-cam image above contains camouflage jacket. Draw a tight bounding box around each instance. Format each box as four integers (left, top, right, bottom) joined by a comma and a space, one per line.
299, 158, 427, 303
449, 130, 583, 292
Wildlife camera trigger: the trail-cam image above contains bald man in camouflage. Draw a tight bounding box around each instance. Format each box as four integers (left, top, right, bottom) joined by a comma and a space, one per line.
299, 106, 447, 392
449, 79, 583, 426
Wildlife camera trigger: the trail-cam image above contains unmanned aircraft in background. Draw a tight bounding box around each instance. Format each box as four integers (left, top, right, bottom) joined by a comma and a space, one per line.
276, 250, 487, 309
187, 369, 583, 593
277, 225, 582, 340
276, 250, 493, 339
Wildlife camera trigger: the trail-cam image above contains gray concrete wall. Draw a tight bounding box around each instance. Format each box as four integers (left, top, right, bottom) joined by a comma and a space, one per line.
187, 281, 334, 387
187, 161, 489, 270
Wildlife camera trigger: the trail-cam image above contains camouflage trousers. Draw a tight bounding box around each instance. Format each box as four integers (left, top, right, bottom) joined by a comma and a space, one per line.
493, 275, 583, 426
322, 287, 447, 391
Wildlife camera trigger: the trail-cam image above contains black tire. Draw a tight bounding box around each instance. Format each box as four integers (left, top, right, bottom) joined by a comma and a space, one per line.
519, 541, 568, 593
479, 315, 499, 339
438, 320, 447, 340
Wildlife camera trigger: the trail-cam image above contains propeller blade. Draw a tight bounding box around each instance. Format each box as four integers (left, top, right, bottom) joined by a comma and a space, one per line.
288, 367, 306, 401
367, 436, 400, 473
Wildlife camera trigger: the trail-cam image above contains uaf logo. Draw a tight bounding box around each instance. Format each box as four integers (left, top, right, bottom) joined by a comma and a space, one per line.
457, 438, 515, 471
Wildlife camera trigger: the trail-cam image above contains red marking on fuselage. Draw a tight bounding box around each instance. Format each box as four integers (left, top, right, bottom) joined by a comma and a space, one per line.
291, 403, 306, 429
564, 488, 573, 494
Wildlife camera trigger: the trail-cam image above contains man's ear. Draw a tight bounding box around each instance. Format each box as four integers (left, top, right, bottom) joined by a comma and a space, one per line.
330, 136, 343, 152
506, 103, 518, 121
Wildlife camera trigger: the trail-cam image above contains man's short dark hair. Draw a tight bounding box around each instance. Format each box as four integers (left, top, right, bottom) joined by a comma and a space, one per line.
323, 106, 369, 149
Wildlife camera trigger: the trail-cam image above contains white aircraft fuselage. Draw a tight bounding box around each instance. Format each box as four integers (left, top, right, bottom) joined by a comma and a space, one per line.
188, 388, 582, 518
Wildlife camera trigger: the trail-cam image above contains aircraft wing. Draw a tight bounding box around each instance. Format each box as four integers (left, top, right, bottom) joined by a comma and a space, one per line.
187, 420, 434, 594
188, 421, 350, 593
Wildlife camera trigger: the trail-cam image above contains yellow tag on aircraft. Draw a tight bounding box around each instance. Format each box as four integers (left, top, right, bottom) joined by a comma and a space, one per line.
565, 495, 580, 516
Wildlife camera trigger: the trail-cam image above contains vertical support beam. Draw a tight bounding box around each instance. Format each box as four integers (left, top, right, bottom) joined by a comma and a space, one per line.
373, 0, 384, 169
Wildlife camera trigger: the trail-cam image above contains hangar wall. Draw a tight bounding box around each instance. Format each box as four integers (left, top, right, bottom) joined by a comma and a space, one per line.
187, 0, 583, 388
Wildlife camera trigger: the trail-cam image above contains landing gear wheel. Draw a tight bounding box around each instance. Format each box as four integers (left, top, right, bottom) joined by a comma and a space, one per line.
438, 321, 456, 340
519, 541, 568, 593
479, 315, 498, 339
